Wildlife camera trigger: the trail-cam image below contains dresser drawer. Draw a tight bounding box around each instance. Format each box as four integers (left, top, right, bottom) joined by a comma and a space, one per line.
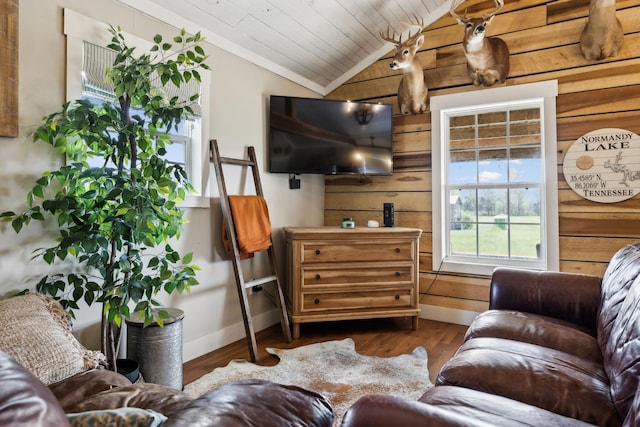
284, 227, 422, 338
301, 265, 414, 287
301, 289, 413, 312
301, 241, 415, 263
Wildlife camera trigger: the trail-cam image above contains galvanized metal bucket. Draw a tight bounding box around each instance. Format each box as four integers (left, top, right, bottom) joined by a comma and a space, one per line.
125, 308, 184, 390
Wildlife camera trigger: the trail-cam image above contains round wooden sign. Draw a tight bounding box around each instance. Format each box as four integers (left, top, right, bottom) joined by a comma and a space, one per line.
563, 128, 640, 203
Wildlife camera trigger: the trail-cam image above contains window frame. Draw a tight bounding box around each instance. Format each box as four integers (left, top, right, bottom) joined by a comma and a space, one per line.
64, 8, 210, 208
431, 81, 559, 276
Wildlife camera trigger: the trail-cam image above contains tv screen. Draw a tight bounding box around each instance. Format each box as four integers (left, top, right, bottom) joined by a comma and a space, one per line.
268, 95, 393, 175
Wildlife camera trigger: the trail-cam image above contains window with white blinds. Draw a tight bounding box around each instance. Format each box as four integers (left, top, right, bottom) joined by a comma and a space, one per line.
64, 9, 210, 207
431, 81, 559, 275
81, 41, 202, 117
81, 41, 201, 189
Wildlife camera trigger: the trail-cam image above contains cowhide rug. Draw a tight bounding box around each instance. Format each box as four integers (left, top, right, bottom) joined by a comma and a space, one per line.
184, 338, 432, 425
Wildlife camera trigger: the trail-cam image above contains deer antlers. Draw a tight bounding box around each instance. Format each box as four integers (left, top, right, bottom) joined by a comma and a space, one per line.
450, 0, 504, 22
450, 0, 510, 86
379, 15, 425, 46
379, 14, 428, 115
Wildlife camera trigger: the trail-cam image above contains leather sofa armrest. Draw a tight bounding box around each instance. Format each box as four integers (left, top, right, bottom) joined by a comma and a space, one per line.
341, 395, 495, 427
489, 267, 601, 334
0, 351, 70, 427
164, 379, 333, 427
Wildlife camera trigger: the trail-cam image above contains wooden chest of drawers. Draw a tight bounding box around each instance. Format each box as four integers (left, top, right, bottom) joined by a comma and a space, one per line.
283, 226, 422, 338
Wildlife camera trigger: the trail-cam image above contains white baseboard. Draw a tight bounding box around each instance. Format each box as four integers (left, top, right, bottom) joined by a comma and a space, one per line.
184, 305, 480, 361
183, 309, 280, 362
419, 304, 480, 326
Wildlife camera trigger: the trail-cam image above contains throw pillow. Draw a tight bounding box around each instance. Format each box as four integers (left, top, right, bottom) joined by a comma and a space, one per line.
67, 408, 167, 427
0, 293, 105, 385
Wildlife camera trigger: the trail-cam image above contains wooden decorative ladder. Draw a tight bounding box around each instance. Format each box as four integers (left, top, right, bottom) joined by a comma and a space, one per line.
209, 139, 292, 361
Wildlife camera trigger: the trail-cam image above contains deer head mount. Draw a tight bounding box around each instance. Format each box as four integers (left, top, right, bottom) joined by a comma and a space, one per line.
450, 0, 510, 87
580, 0, 624, 61
380, 16, 428, 115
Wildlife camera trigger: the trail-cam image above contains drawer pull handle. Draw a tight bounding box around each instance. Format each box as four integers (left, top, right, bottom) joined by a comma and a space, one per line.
395, 247, 400, 253
395, 294, 400, 300
315, 274, 321, 280
314, 298, 320, 304
315, 249, 321, 255
395, 271, 401, 277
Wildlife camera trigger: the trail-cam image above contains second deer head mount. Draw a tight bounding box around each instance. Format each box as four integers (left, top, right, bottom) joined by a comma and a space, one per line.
580, 0, 624, 61
450, 0, 510, 87
380, 15, 428, 115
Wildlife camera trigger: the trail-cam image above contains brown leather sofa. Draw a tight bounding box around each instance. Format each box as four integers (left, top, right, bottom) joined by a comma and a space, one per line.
342, 243, 640, 427
0, 293, 333, 427
1, 349, 334, 427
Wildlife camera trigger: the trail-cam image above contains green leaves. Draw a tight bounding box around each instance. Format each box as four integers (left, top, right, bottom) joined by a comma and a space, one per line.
1, 26, 205, 346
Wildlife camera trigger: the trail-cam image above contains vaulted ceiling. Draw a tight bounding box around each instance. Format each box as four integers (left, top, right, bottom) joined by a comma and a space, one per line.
116, 0, 451, 95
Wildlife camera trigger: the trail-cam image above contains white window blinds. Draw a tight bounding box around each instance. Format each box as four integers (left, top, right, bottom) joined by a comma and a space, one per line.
82, 41, 202, 116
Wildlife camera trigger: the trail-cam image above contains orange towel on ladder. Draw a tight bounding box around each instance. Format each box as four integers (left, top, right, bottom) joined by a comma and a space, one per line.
222, 195, 272, 259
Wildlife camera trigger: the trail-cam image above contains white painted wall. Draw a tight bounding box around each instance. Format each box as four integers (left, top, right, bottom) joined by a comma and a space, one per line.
0, 0, 324, 362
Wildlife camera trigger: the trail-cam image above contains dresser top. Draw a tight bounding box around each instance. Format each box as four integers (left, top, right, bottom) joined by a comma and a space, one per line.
283, 226, 422, 239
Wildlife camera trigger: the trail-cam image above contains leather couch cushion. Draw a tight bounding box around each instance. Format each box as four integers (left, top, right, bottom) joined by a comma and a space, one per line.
419, 385, 597, 427
436, 337, 621, 427
0, 351, 70, 427
489, 268, 601, 333
466, 310, 601, 362
598, 244, 640, 362
164, 379, 334, 427
602, 273, 640, 419
65, 382, 195, 417
597, 243, 640, 419
49, 368, 132, 412
622, 386, 640, 427
342, 394, 498, 427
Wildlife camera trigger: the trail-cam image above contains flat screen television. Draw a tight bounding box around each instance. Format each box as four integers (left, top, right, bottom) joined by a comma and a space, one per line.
268, 95, 393, 175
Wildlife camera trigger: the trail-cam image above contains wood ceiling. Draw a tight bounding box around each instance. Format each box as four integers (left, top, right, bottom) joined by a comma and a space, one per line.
116, 0, 450, 95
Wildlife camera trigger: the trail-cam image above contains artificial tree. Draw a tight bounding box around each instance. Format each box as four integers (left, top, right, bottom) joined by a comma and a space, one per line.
1, 26, 208, 369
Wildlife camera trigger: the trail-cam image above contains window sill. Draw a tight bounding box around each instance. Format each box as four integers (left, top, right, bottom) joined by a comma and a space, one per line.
436, 257, 548, 276
179, 195, 209, 209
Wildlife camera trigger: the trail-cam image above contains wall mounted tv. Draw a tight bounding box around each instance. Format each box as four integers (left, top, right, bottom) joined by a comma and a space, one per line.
268, 95, 393, 175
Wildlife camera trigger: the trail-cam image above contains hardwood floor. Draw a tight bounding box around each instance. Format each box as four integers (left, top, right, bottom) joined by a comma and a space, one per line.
183, 317, 468, 386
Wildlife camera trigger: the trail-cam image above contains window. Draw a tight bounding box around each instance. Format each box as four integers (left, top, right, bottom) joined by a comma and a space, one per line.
64, 9, 210, 207
431, 81, 559, 276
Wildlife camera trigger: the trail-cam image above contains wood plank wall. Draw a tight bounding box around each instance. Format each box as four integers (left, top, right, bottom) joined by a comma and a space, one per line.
0, 0, 18, 137
324, 0, 640, 314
